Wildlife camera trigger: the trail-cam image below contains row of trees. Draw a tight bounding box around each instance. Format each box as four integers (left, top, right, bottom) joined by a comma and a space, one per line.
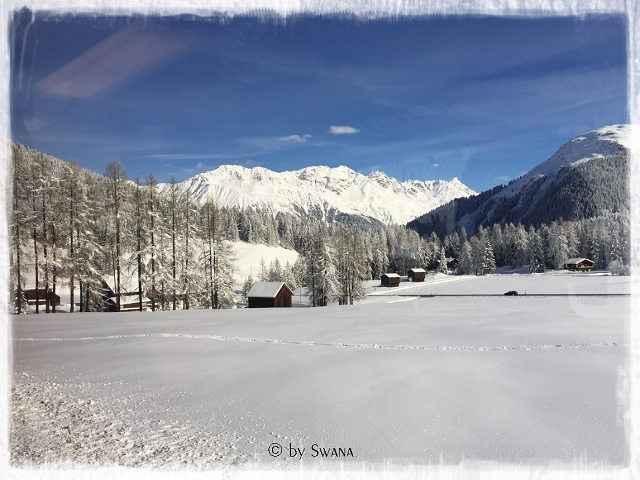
11, 144, 237, 313
10, 142, 631, 313
435, 212, 630, 275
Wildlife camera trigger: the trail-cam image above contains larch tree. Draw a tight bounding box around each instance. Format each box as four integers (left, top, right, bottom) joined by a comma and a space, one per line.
105, 160, 128, 312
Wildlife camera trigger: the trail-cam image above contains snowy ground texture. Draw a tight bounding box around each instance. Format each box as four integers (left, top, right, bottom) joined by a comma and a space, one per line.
11, 273, 631, 473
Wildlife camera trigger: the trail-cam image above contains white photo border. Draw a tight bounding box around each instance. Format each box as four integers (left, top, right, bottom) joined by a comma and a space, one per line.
0, 1, 637, 479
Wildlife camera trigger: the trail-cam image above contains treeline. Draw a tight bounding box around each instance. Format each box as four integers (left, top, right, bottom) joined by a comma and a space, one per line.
10, 143, 631, 313
430, 212, 630, 275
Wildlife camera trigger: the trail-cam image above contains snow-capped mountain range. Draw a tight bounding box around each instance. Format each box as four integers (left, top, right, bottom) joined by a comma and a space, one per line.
170, 165, 476, 225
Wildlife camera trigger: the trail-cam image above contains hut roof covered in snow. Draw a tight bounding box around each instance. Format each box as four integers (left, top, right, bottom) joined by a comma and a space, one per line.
247, 282, 292, 298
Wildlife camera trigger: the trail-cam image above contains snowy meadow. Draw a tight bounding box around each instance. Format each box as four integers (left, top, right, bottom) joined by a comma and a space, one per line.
11, 272, 631, 471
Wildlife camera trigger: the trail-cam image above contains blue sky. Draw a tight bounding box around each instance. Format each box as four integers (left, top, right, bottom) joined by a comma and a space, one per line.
11, 13, 627, 192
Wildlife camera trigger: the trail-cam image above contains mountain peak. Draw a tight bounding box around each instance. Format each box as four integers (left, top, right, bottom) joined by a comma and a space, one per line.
170, 164, 476, 225
497, 124, 633, 200
408, 124, 631, 237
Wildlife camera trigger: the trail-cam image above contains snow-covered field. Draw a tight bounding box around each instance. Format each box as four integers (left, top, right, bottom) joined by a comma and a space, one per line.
10, 273, 630, 472
365, 270, 632, 297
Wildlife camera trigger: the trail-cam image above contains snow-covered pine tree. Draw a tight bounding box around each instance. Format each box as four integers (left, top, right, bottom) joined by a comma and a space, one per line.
267, 258, 284, 282
242, 274, 254, 303
489, 224, 504, 266
438, 247, 448, 274
528, 227, 545, 273
304, 224, 339, 307
481, 240, 496, 275
470, 236, 483, 275
548, 221, 569, 269
369, 231, 389, 280
456, 240, 473, 275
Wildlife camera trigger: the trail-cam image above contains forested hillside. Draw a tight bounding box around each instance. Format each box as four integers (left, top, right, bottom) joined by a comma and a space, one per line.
408, 125, 632, 238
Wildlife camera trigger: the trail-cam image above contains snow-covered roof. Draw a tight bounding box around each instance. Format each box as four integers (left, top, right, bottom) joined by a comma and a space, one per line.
102, 277, 141, 294
247, 282, 290, 298
120, 295, 149, 305
408, 268, 426, 273
382, 273, 400, 278
565, 258, 595, 265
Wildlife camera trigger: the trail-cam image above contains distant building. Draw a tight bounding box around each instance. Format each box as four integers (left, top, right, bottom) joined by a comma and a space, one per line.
24, 289, 60, 307
564, 258, 596, 272
381, 273, 400, 287
247, 282, 293, 308
445, 258, 458, 271
408, 268, 426, 282
100, 279, 151, 312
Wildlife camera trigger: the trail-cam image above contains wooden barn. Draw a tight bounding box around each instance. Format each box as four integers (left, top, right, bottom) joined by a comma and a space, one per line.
247, 282, 293, 308
24, 289, 60, 307
381, 273, 400, 287
564, 258, 596, 272
408, 268, 426, 282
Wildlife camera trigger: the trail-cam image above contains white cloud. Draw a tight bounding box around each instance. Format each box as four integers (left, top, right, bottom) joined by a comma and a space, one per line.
278, 134, 311, 143
495, 175, 511, 183
329, 125, 359, 135
432, 163, 439, 168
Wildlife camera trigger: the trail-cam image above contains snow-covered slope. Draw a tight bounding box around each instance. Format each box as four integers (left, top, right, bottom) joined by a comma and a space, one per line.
408, 124, 635, 236
170, 165, 475, 225
496, 124, 635, 199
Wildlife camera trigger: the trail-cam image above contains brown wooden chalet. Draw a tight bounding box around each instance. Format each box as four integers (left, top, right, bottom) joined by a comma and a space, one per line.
381, 273, 400, 287
408, 268, 426, 282
24, 289, 60, 307
247, 282, 293, 308
446, 258, 458, 270
564, 258, 596, 272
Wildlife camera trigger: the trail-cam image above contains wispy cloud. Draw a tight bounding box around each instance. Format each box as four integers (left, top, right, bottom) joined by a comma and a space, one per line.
329, 125, 359, 135
432, 163, 439, 168
495, 175, 511, 183
37, 23, 188, 98
278, 134, 311, 143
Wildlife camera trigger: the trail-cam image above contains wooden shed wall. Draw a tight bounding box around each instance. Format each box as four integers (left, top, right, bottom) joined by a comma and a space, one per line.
381, 275, 400, 287
408, 271, 425, 282
248, 297, 275, 308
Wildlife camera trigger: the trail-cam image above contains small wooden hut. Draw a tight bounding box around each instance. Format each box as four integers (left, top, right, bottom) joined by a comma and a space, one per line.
381, 273, 400, 287
24, 289, 60, 307
407, 268, 426, 282
247, 282, 293, 308
564, 258, 596, 272
446, 258, 459, 271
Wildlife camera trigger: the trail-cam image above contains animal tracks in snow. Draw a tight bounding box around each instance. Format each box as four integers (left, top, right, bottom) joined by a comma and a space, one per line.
16, 333, 629, 352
